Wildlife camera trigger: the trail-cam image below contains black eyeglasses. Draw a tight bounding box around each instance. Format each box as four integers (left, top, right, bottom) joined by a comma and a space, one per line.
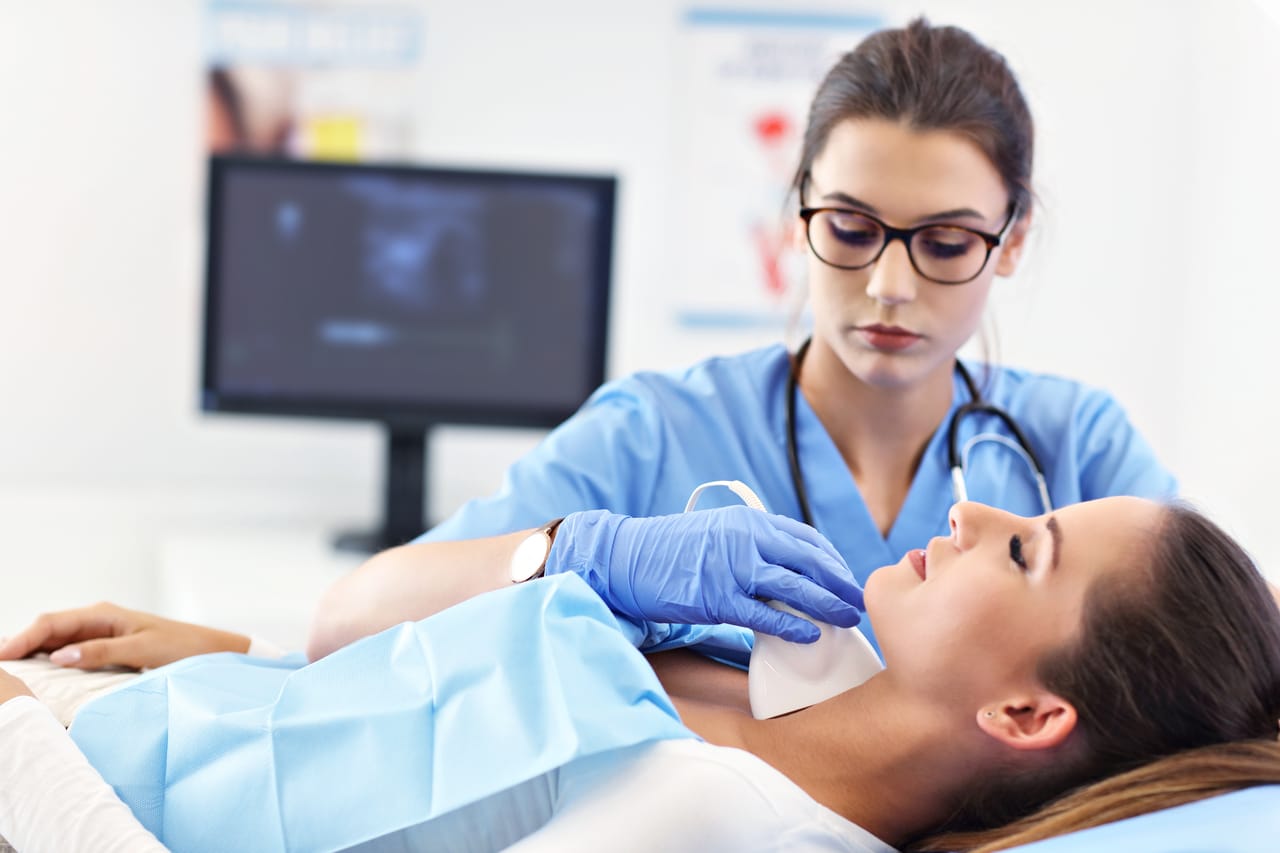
798, 201, 1020, 285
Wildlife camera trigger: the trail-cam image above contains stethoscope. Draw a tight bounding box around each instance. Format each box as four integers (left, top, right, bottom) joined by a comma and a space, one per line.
785, 337, 1053, 528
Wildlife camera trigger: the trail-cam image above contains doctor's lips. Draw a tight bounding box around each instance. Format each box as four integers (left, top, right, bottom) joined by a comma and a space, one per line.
856, 323, 922, 352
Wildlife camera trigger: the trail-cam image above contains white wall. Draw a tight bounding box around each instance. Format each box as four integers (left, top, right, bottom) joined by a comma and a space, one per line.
0, 0, 1276, 635
1179, 0, 1280, 573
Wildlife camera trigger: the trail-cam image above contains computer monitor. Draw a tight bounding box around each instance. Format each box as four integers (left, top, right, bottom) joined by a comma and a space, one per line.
202, 155, 616, 551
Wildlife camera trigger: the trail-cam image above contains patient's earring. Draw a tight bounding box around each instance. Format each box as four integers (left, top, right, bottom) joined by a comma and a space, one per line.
984, 710, 996, 719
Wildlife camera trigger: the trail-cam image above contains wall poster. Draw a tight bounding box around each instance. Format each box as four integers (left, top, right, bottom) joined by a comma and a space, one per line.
672, 9, 881, 337
204, 0, 426, 161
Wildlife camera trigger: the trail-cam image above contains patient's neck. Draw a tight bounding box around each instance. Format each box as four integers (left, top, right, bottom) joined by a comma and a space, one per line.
682, 671, 982, 847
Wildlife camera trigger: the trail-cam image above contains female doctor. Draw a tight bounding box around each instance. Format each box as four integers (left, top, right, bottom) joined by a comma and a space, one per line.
0, 19, 1176, 672
295, 18, 1173, 660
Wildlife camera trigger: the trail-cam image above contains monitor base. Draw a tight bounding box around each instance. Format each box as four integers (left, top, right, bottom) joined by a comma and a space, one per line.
332, 424, 432, 554
332, 529, 414, 555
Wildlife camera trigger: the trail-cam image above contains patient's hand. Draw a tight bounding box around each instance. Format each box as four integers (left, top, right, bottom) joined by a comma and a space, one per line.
0, 602, 250, 671
0, 667, 35, 704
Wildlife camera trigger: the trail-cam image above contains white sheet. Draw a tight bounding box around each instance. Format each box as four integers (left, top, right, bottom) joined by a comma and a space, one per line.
0, 656, 140, 728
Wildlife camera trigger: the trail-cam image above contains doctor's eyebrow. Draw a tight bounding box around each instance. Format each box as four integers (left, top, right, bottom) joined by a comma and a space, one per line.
1046, 515, 1062, 570
816, 189, 989, 225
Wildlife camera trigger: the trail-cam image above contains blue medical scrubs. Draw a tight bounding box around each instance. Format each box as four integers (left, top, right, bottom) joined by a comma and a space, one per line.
419, 344, 1176, 653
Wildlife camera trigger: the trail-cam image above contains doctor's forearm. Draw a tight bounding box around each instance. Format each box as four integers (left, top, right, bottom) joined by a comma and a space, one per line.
305, 530, 531, 660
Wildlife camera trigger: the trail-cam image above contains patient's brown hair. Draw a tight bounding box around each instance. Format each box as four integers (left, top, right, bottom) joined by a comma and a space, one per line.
911, 503, 1280, 852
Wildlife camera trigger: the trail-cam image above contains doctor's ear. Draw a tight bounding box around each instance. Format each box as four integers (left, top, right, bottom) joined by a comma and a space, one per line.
791, 216, 809, 251
993, 208, 1032, 277
977, 691, 1077, 752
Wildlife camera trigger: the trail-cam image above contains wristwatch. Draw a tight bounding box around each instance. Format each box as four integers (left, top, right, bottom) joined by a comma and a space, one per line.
509, 518, 565, 583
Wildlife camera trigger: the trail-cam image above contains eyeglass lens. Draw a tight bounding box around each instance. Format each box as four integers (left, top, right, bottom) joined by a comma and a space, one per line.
809, 210, 990, 283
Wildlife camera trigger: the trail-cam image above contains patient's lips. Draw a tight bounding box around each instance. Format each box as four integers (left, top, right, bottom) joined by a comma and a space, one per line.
908, 548, 927, 581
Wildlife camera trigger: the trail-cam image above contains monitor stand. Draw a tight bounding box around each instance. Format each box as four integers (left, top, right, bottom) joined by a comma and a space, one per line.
334, 423, 433, 554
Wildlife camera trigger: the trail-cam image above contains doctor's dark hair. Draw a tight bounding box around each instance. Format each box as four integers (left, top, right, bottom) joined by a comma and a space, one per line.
911, 502, 1280, 853
790, 17, 1034, 211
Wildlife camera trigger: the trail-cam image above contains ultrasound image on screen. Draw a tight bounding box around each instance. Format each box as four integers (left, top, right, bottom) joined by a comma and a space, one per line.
211, 165, 609, 415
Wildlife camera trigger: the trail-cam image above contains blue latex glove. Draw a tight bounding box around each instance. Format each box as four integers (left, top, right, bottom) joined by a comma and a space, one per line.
545, 507, 863, 643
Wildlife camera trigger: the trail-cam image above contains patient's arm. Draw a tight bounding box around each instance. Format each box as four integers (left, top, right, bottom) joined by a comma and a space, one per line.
0, 669, 168, 849
306, 528, 534, 661
0, 602, 250, 671
0, 695, 169, 852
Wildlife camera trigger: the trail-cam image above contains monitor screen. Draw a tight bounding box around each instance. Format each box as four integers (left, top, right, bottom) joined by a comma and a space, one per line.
201, 156, 616, 550
202, 156, 615, 428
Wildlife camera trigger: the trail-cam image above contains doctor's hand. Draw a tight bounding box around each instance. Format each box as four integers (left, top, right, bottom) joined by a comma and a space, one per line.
0, 602, 250, 671
546, 507, 864, 642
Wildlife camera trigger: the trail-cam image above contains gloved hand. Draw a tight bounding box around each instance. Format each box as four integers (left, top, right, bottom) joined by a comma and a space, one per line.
545, 506, 863, 642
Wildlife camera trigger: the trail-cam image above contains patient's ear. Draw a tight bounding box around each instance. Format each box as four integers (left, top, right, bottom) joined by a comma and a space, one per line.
977, 692, 1077, 752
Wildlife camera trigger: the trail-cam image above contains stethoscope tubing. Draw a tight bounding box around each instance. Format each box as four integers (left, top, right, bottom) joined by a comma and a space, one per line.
785, 337, 1053, 529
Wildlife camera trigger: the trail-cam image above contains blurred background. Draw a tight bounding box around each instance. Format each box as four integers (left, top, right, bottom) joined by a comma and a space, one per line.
1, 0, 1277, 646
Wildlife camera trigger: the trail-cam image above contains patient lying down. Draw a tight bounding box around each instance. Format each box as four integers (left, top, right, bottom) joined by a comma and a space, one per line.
1, 497, 1279, 852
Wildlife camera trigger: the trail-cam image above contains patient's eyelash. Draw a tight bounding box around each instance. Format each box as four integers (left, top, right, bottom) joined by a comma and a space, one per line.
1009, 534, 1029, 571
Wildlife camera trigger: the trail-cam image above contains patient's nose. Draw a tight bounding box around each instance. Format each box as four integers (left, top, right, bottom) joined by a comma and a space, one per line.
948, 501, 991, 551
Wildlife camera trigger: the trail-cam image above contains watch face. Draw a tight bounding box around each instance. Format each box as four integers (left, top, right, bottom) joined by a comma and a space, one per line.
510, 529, 551, 583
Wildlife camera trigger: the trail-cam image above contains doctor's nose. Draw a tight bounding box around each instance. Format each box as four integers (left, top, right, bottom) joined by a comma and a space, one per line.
865, 239, 918, 306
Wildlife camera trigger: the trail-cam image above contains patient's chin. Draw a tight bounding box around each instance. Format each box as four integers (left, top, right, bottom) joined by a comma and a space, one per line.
861, 568, 892, 635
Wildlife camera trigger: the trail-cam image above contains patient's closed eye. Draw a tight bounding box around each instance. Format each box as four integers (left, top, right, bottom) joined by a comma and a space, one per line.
1009, 535, 1028, 571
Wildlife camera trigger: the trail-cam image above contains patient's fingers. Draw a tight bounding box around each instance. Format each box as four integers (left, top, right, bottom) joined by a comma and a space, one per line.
2, 604, 250, 670
0, 604, 128, 661
51, 634, 156, 671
